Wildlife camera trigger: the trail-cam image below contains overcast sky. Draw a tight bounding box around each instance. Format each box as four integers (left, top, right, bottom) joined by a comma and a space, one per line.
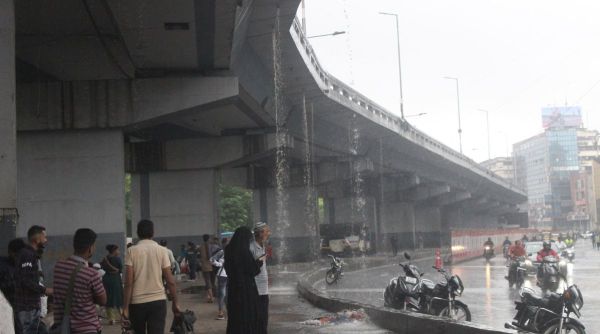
300, 0, 600, 162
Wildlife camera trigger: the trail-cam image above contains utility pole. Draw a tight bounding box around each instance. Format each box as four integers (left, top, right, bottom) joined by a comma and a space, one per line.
478, 109, 491, 160
444, 76, 463, 154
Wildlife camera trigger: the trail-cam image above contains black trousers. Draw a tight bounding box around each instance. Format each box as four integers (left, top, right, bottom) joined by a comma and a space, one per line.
129, 300, 167, 334
257, 295, 269, 334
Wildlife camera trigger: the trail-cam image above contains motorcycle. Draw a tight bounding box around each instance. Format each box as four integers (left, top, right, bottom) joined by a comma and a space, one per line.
561, 247, 575, 262
505, 285, 585, 334
483, 245, 494, 261
420, 266, 471, 321
325, 254, 344, 285
507, 256, 527, 288
537, 256, 561, 292
383, 253, 424, 311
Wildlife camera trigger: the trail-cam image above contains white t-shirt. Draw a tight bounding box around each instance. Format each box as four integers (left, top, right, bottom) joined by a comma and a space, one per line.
249, 241, 268, 295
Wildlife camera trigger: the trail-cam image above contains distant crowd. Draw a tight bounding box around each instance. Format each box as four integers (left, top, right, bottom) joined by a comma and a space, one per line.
0, 220, 272, 334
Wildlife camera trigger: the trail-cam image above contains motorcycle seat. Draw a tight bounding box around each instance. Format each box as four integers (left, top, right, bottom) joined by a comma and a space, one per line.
421, 279, 435, 290
522, 290, 548, 307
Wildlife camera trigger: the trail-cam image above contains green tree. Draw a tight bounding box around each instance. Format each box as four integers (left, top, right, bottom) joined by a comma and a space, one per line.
219, 185, 253, 232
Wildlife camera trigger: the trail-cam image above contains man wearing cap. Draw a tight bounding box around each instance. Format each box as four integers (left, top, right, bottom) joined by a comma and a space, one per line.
250, 222, 271, 334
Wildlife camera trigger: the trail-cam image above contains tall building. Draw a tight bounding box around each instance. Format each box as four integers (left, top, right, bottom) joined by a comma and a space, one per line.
577, 128, 600, 168
513, 106, 583, 229
480, 157, 514, 184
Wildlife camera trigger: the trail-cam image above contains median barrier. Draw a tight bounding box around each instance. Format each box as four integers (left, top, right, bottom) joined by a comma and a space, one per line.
297, 254, 515, 334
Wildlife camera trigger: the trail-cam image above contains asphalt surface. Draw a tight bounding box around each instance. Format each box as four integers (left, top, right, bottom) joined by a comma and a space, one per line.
315, 239, 600, 332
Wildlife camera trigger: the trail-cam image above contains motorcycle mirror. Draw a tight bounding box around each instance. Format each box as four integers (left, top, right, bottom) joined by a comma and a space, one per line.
420, 272, 425, 277
404, 252, 411, 260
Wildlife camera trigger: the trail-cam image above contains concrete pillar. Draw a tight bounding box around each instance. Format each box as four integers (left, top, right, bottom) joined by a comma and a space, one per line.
0, 0, 16, 254
253, 186, 319, 263
380, 201, 415, 251
414, 204, 442, 248
131, 170, 219, 247
17, 130, 126, 280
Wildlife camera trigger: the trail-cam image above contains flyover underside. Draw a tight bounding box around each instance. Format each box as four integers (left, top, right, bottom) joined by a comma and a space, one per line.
6, 0, 527, 267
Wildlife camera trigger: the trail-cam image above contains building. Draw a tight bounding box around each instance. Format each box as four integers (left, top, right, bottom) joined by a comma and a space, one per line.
480, 157, 514, 184
577, 128, 600, 168
513, 106, 583, 229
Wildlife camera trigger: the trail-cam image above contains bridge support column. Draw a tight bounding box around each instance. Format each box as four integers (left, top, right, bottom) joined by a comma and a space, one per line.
253, 186, 319, 263
130, 169, 220, 247
0, 0, 16, 254
17, 130, 126, 280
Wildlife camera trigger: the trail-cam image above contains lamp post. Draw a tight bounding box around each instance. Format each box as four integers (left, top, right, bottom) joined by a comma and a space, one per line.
478, 109, 491, 160
444, 76, 463, 154
306, 31, 346, 39
379, 12, 405, 119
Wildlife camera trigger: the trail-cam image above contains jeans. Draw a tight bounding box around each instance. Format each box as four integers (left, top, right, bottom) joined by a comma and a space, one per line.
17, 309, 47, 334
188, 261, 197, 280
257, 295, 269, 334
129, 300, 167, 334
216, 276, 227, 311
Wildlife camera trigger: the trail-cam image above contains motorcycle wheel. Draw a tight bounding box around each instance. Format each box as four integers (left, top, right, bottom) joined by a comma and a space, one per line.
325, 268, 339, 285
438, 304, 471, 321
543, 323, 586, 334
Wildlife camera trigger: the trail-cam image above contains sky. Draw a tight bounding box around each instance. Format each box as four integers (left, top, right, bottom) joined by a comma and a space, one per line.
300, 0, 600, 162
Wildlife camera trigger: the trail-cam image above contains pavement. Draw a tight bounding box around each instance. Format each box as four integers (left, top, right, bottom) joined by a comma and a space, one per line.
72, 260, 394, 334
315, 240, 600, 331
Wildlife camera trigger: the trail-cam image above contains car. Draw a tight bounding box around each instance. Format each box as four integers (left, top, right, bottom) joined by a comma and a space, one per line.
580, 231, 593, 239
523, 241, 566, 275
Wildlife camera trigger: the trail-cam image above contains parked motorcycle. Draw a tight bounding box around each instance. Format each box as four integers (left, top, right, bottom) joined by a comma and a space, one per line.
505, 285, 585, 333
325, 254, 344, 285
484, 245, 494, 261
507, 256, 527, 288
537, 256, 561, 292
420, 266, 471, 321
383, 253, 424, 311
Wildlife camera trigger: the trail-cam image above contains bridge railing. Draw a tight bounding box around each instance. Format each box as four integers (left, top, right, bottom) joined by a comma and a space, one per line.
290, 18, 524, 195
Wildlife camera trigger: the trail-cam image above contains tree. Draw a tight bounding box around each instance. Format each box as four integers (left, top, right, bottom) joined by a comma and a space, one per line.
219, 185, 253, 232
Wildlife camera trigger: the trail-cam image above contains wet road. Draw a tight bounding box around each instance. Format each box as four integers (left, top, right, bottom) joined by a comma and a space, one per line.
315, 240, 600, 331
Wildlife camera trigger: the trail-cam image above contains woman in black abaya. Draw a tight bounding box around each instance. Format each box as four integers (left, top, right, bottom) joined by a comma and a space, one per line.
224, 226, 262, 334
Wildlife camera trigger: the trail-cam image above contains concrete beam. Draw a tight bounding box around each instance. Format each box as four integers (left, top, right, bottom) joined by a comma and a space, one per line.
401, 184, 451, 202
435, 191, 472, 207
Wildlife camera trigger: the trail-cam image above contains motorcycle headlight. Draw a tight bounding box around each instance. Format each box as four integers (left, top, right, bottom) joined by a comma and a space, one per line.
559, 260, 567, 266
485, 246, 490, 250
524, 260, 532, 266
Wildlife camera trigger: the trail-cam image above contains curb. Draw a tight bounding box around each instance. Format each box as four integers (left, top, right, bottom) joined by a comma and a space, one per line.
297, 255, 515, 334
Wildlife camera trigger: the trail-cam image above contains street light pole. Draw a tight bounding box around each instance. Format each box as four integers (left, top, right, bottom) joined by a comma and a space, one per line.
444, 76, 463, 154
379, 12, 405, 119
478, 109, 491, 160
306, 31, 346, 39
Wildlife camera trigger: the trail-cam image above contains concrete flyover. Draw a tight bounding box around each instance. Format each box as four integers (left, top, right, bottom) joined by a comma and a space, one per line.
297, 255, 513, 334
1, 0, 526, 277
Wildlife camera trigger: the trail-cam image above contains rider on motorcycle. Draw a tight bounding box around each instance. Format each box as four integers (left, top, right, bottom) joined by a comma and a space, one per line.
556, 237, 567, 251
509, 240, 526, 259
536, 241, 559, 262
483, 237, 494, 255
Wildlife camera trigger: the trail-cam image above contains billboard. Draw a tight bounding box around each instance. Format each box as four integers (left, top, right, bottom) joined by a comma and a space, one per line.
542, 106, 582, 129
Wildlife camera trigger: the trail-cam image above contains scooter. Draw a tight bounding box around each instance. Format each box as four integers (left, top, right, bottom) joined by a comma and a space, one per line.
561, 247, 575, 262
483, 245, 494, 261
537, 256, 561, 292
505, 285, 585, 333
384, 253, 424, 311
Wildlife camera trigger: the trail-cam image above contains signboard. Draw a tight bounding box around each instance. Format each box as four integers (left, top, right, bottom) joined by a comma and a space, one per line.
542, 106, 582, 129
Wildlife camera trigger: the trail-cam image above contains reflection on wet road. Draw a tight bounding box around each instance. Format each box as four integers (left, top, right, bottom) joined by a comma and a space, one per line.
315, 240, 600, 330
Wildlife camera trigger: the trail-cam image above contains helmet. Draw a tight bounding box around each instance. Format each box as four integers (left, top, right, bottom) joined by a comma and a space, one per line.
543, 241, 551, 249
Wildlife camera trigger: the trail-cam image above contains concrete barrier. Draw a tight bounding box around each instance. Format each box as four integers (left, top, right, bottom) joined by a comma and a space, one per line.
297, 257, 515, 334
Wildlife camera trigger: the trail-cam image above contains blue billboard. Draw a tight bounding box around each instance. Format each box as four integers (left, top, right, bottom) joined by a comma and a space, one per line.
542, 106, 582, 129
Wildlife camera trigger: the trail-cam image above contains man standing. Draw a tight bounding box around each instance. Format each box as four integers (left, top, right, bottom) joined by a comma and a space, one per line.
250, 222, 271, 334
52, 228, 107, 334
198, 234, 214, 303
123, 220, 181, 334
185, 242, 198, 281
14, 225, 53, 334
0, 238, 26, 333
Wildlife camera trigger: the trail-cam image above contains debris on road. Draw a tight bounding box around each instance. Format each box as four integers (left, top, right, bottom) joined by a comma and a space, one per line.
300, 309, 368, 326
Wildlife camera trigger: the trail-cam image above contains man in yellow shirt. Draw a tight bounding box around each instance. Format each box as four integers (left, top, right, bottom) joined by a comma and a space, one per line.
122, 220, 181, 334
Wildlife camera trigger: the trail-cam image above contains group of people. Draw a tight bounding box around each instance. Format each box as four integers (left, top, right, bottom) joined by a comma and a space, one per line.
0, 220, 273, 334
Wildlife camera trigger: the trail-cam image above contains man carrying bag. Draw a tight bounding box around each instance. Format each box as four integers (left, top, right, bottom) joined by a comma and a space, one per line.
51, 229, 107, 334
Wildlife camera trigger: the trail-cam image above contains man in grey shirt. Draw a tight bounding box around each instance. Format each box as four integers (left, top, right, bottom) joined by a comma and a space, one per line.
250, 222, 271, 334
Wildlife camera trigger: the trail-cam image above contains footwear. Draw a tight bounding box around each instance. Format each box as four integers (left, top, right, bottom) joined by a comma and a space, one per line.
215, 313, 225, 320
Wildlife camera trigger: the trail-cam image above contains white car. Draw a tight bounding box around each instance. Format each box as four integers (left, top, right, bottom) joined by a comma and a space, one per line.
580, 231, 593, 239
